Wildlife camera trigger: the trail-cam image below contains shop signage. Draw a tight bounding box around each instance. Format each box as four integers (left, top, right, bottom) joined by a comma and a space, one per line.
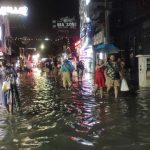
52, 17, 77, 29
0, 6, 28, 16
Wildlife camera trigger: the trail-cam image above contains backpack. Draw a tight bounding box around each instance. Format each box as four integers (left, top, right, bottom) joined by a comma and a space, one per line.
61, 64, 70, 72
66, 61, 74, 72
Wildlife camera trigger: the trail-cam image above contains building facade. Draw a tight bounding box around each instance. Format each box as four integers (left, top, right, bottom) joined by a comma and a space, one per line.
79, 0, 95, 73
0, 0, 27, 60
79, 0, 150, 84
79, 0, 113, 71
79, 0, 150, 59
0, 16, 11, 57
110, 0, 150, 56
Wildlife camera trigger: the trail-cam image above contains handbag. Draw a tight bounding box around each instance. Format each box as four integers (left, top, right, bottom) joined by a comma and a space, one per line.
2, 80, 10, 92
121, 79, 129, 91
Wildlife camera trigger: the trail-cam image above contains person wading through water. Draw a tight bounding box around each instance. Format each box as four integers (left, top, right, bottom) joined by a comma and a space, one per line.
60, 59, 72, 90
105, 55, 121, 99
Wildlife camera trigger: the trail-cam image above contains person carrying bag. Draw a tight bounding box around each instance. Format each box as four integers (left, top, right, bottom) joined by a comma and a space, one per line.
121, 79, 129, 91
120, 61, 129, 92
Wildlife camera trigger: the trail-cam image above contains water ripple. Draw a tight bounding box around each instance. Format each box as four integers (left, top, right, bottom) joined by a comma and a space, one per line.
0, 71, 149, 150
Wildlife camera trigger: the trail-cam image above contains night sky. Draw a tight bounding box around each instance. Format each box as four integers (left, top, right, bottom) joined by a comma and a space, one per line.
10, 0, 79, 37
26, 0, 78, 26
9, 0, 80, 54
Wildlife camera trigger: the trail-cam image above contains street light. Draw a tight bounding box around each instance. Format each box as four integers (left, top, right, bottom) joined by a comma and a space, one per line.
40, 43, 45, 50
44, 38, 49, 41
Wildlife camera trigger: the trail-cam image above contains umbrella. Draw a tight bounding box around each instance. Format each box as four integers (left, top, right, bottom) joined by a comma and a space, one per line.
94, 43, 120, 54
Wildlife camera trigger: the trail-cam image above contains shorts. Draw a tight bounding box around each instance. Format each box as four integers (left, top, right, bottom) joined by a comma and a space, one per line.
107, 77, 120, 87
62, 72, 71, 88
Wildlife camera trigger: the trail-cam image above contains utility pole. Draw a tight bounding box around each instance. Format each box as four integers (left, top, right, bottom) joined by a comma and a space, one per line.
104, 0, 110, 44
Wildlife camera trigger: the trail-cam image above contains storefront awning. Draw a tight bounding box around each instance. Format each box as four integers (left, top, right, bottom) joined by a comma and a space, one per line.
94, 43, 120, 54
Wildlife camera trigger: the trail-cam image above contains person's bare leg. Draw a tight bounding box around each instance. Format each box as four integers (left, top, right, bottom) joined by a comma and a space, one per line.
107, 85, 111, 97
114, 86, 119, 99
62, 74, 67, 90
9, 104, 12, 114
100, 87, 104, 98
94, 84, 98, 96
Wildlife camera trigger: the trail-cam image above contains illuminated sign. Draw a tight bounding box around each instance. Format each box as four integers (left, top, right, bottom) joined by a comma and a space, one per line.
0, 6, 28, 16
52, 16, 77, 29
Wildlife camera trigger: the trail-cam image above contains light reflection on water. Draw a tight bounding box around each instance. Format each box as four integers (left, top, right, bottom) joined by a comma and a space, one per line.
0, 70, 149, 150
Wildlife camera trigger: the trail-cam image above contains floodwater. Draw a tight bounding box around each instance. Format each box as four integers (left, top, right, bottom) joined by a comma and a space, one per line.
0, 68, 150, 150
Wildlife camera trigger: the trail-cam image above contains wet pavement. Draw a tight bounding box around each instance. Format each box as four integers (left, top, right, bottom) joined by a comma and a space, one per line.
0, 68, 150, 150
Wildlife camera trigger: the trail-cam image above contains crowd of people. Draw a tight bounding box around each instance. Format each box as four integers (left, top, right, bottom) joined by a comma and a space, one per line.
39, 54, 136, 100
40, 58, 85, 89
0, 53, 137, 113
57, 54, 136, 100
94, 54, 129, 99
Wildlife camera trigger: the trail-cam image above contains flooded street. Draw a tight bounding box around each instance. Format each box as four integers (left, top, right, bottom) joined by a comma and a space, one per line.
0, 68, 150, 150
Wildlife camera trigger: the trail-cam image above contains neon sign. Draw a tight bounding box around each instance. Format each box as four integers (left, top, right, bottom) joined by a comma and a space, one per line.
0, 6, 28, 16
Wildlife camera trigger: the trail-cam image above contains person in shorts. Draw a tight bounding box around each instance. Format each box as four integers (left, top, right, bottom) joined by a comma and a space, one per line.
60, 59, 72, 90
105, 55, 121, 99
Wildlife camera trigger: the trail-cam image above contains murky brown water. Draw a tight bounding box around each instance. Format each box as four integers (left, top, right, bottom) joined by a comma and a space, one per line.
0, 68, 150, 150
